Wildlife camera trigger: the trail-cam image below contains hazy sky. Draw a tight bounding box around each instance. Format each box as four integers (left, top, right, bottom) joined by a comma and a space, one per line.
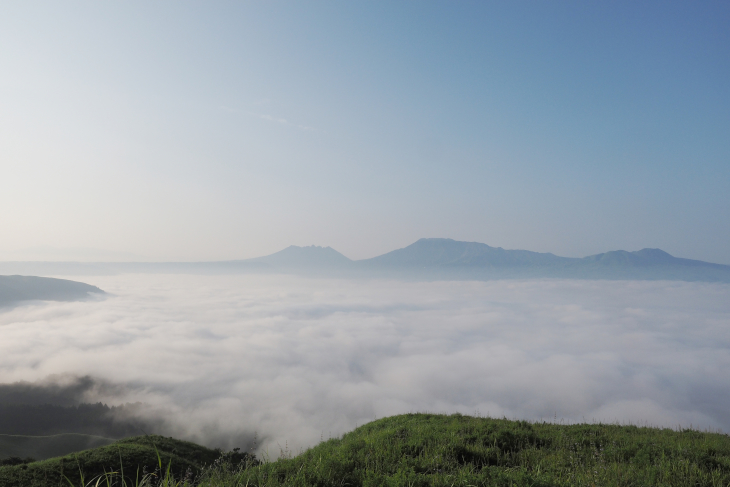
1, 1, 729, 263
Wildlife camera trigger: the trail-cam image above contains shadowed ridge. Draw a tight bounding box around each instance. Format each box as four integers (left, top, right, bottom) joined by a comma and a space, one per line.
0, 275, 104, 307
358, 238, 576, 267
0, 433, 116, 461
0, 435, 223, 487
582, 248, 729, 268
246, 245, 353, 268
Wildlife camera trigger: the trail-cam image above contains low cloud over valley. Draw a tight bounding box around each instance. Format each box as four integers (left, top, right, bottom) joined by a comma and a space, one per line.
1, 275, 728, 453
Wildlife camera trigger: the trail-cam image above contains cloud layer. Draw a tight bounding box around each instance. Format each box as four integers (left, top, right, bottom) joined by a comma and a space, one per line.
1, 275, 729, 453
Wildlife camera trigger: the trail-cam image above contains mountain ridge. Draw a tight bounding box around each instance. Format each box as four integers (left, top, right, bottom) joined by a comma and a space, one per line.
0, 276, 105, 307
235, 238, 730, 282
358, 238, 576, 268
243, 245, 353, 268
1, 238, 728, 282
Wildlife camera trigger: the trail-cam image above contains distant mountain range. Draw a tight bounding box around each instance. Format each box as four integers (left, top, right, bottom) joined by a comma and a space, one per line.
359, 239, 573, 268
1, 238, 729, 283
233, 238, 730, 282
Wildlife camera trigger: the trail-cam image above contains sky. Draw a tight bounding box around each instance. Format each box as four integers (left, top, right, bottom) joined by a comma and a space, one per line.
2, 274, 729, 452
1, 1, 729, 263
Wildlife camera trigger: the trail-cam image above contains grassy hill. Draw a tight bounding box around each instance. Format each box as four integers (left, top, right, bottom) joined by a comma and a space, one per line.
0, 435, 222, 487
3, 413, 730, 486
202, 413, 730, 486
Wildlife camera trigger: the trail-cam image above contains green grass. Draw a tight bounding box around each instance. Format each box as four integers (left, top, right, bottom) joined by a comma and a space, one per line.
0, 435, 221, 487
195, 413, 730, 487
3, 413, 730, 486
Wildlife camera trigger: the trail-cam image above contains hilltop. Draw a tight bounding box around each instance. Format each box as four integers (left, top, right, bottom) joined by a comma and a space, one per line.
2, 414, 730, 486
0, 275, 104, 307
209, 413, 730, 486
359, 238, 573, 268
243, 244, 353, 269
0, 435, 225, 487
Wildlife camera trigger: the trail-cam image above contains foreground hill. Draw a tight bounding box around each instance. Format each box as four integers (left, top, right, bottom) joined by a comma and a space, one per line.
3, 413, 730, 486
0, 275, 104, 307
0, 435, 223, 487
210, 413, 730, 486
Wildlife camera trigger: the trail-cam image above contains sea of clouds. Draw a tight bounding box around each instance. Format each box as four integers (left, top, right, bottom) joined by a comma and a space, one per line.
1, 274, 729, 454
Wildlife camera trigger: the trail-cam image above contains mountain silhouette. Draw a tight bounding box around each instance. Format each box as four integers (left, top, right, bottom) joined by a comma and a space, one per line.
351, 239, 730, 281
2, 240, 729, 282
581, 248, 725, 268
0, 276, 104, 307
359, 238, 575, 268
244, 245, 353, 269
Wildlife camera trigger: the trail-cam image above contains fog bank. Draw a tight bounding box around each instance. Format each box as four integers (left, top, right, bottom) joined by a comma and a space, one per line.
1, 274, 728, 453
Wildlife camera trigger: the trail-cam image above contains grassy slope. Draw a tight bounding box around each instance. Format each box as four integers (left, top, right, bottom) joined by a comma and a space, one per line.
3, 414, 730, 486
0, 435, 221, 487
203, 413, 730, 487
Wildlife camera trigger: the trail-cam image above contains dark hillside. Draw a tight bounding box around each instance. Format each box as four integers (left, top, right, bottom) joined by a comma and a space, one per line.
0, 402, 162, 460
0, 433, 115, 462
0, 403, 153, 438
0, 379, 162, 460
0, 275, 104, 306
0, 435, 223, 487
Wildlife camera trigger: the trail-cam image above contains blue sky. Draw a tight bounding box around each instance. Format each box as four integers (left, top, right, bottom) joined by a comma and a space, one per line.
1, 1, 728, 262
